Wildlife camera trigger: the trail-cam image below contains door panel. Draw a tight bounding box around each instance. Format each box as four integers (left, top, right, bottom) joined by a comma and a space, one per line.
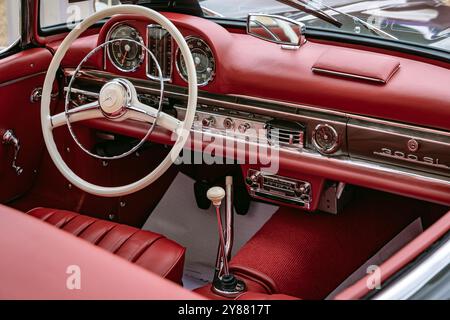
0, 48, 54, 202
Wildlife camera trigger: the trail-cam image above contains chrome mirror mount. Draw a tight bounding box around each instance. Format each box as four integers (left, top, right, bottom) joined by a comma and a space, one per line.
247, 13, 306, 49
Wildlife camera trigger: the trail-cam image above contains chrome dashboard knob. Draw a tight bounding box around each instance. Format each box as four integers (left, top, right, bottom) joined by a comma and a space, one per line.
238, 123, 251, 134
223, 118, 235, 130
245, 173, 260, 188
202, 116, 216, 128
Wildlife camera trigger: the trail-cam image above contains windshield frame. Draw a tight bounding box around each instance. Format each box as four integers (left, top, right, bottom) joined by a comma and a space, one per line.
35, 0, 450, 63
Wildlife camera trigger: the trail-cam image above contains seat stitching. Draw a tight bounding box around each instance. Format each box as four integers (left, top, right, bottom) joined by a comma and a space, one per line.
29, 208, 54, 221
65, 218, 97, 236
58, 213, 78, 229
161, 244, 186, 278
77, 220, 116, 244
41, 209, 58, 222
110, 229, 140, 254
130, 234, 164, 263
93, 223, 118, 245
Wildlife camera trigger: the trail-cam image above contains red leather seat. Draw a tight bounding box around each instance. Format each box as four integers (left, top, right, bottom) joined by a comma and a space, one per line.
27, 208, 185, 284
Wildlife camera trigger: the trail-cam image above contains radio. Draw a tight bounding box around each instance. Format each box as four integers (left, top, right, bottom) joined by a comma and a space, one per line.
245, 169, 312, 209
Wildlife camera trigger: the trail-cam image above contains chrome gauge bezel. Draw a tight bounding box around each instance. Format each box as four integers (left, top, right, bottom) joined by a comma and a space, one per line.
312, 123, 341, 155
175, 36, 216, 87
106, 23, 145, 73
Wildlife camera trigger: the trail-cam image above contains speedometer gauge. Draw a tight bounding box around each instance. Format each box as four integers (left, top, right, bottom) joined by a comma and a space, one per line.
107, 24, 144, 72
176, 37, 216, 86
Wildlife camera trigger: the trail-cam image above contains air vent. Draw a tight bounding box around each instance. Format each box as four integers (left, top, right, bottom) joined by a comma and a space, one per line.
265, 119, 305, 148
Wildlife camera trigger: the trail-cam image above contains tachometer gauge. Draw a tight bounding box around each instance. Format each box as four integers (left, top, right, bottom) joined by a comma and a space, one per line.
107, 24, 144, 72
176, 36, 215, 86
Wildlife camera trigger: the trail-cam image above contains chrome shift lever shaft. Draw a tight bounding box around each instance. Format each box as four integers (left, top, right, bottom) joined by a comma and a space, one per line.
207, 186, 230, 276
207, 179, 246, 298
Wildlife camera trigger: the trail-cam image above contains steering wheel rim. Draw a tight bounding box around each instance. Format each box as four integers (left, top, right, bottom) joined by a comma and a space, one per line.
41, 5, 198, 197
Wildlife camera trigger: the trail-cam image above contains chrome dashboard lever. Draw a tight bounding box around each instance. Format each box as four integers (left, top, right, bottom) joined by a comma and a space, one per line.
2, 130, 23, 176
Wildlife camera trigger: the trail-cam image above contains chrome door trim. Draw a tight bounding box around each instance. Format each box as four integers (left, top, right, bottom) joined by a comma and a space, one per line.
0, 71, 47, 88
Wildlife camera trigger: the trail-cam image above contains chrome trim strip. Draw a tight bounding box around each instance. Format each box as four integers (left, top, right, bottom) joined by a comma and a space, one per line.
65, 69, 450, 137
374, 238, 450, 300
233, 94, 347, 117
0, 71, 47, 88
63, 69, 450, 196
348, 122, 450, 146
196, 127, 450, 187
233, 93, 450, 136
349, 114, 450, 137
65, 69, 347, 125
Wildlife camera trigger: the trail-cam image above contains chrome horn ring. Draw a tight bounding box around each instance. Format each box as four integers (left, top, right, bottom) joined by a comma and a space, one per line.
65, 38, 165, 161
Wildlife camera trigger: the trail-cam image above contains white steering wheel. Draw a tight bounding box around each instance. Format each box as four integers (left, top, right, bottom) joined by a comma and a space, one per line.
41, 5, 198, 197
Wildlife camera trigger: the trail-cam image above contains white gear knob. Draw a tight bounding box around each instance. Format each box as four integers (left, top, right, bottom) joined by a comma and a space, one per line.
207, 186, 226, 207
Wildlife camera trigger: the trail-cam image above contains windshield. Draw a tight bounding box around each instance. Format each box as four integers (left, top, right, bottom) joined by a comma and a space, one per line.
39, 0, 450, 53
201, 0, 450, 53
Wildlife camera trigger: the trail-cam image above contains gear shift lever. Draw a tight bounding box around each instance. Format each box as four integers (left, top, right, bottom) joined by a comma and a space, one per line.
207, 186, 229, 276
207, 182, 246, 297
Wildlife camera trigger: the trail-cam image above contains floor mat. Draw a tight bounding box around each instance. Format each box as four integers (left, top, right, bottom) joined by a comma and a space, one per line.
142, 172, 278, 283
228, 189, 431, 299
326, 217, 423, 299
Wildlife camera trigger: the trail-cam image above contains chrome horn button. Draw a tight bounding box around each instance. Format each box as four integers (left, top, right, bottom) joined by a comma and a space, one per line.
99, 80, 129, 118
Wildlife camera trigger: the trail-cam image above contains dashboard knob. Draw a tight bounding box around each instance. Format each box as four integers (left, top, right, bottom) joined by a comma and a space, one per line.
202, 116, 216, 128
245, 173, 260, 188
238, 123, 251, 134
223, 118, 235, 130
294, 184, 310, 197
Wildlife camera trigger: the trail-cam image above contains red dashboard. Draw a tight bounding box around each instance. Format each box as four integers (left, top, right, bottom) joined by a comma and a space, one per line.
48, 12, 450, 208
53, 12, 450, 131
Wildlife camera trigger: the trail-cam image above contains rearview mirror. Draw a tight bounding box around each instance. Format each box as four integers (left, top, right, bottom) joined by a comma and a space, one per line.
247, 14, 306, 48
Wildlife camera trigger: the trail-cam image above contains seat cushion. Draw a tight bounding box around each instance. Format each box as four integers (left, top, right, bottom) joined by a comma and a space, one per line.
27, 208, 185, 283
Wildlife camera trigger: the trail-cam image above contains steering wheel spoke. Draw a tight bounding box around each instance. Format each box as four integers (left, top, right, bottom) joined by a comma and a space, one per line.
51, 101, 101, 129
127, 101, 182, 133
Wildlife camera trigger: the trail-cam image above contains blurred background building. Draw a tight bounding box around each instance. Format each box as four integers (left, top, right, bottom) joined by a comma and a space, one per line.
0, 0, 20, 50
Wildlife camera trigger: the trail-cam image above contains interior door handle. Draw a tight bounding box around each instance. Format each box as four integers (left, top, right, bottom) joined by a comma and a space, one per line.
30, 87, 59, 103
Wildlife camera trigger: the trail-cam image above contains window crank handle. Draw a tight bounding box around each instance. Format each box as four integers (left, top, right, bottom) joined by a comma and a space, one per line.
2, 130, 23, 176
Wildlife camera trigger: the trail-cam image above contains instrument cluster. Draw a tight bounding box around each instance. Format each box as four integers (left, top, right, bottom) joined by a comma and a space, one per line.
105, 22, 216, 86
106, 24, 145, 72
